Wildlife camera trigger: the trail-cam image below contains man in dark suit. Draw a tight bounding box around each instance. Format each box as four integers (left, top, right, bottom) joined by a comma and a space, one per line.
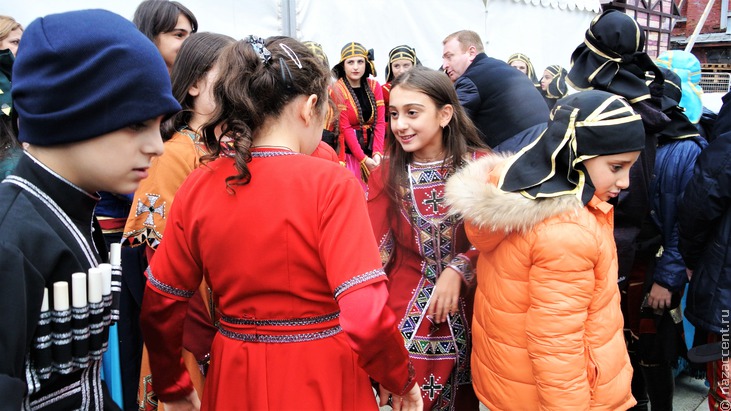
441, 30, 549, 148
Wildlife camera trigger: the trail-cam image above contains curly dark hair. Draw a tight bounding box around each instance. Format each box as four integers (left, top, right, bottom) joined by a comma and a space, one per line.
200, 36, 330, 189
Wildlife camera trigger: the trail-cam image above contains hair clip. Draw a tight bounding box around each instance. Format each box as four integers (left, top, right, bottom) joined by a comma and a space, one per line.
244, 35, 272, 65
279, 44, 302, 69
279, 57, 294, 91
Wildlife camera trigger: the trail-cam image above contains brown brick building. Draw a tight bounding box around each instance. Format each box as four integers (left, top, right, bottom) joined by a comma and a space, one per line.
671, 0, 731, 64
591, 1, 731, 96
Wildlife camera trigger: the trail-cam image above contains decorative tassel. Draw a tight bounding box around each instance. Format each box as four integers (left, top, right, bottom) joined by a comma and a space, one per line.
360, 159, 371, 183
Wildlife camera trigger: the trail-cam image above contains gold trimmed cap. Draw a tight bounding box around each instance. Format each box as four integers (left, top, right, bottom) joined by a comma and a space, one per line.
333, 41, 376, 78
385, 45, 419, 82
507, 52, 538, 85
498, 90, 645, 205
303, 41, 329, 68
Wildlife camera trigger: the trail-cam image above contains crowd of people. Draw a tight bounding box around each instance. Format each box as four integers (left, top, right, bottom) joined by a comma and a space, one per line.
0, 2, 729, 411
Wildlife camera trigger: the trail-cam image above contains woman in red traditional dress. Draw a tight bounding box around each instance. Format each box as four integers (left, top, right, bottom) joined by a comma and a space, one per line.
330, 41, 386, 190
367, 66, 487, 411
139, 36, 422, 411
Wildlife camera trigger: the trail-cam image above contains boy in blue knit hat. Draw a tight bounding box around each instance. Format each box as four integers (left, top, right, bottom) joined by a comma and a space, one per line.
0, 9, 180, 410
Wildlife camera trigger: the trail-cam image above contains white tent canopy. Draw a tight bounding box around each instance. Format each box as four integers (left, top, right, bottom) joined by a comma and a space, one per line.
6, 0, 599, 84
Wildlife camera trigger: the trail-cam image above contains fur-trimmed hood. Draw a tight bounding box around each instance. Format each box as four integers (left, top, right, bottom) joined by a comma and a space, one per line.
459, 152, 634, 411
445, 153, 583, 234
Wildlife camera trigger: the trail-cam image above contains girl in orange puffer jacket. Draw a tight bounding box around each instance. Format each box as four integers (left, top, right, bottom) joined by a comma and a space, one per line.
445, 90, 645, 410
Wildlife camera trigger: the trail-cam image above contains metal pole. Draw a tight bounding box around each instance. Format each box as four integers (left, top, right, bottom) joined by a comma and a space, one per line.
281, 0, 297, 38
685, 0, 717, 52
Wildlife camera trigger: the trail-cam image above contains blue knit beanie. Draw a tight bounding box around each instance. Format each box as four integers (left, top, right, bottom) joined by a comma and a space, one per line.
12, 9, 181, 146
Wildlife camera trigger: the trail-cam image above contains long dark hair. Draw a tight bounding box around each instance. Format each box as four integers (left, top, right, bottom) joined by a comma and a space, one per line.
200, 36, 330, 189
133, 0, 198, 41
0, 116, 18, 161
161, 32, 235, 141
384, 66, 487, 243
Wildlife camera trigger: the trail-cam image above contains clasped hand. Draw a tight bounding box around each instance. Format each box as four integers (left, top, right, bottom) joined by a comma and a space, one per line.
379, 383, 423, 411
427, 267, 462, 324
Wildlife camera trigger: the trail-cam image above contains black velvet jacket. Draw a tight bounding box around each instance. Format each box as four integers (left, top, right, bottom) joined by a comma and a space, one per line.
454, 53, 549, 148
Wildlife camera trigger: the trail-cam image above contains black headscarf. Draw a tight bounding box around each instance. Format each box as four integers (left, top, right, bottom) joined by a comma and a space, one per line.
649, 67, 702, 144
567, 9, 670, 134
498, 90, 646, 205
545, 65, 568, 99
567, 9, 663, 104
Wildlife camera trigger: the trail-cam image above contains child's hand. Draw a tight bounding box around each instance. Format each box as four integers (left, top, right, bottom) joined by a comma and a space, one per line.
373, 153, 383, 167
393, 383, 423, 411
377, 385, 392, 407
161, 389, 200, 411
427, 267, 462, 324
365, 157, 378, 171
647, 282, 672, 310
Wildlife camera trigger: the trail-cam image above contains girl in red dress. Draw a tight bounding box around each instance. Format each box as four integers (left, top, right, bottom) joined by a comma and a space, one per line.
140, 36, 422, 411
330, 42, 386, 189
367, 66, 487, 410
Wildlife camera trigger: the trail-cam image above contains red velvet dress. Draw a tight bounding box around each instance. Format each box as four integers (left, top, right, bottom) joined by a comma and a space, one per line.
331, 78, 386, 189
367, 155, 482, 411
140, 148, 415, 410
382, 81, 392, 108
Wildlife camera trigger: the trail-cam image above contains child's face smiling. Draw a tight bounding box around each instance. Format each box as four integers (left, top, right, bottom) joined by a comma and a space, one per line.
582, 151, 641, 201
388, 86, 452, 161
